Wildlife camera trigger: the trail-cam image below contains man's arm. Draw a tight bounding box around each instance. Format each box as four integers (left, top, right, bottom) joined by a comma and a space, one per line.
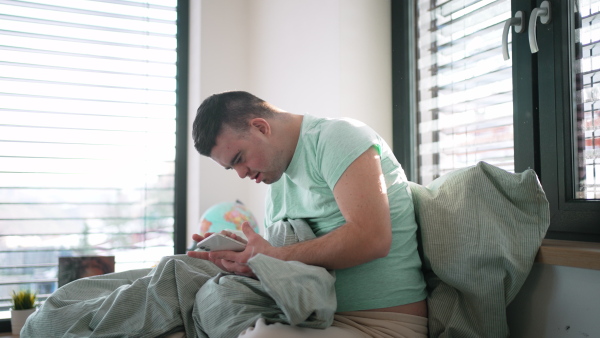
188, 146, 392, 274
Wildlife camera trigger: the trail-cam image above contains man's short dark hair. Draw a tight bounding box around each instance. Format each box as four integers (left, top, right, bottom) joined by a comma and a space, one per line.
192, 91, 274, 156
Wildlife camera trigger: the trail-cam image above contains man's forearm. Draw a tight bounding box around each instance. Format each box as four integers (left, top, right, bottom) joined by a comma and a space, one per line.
266, 220, 391, 270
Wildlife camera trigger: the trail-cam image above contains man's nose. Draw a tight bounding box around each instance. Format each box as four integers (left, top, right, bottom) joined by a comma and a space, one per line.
234, 165, 247, 179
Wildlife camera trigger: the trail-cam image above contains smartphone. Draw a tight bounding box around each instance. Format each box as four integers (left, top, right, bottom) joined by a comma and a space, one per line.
195, 233, 247, 252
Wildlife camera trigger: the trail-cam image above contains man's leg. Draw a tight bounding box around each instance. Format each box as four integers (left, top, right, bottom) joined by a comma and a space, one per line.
238, 312, 428, 338
238, 318, 367, 338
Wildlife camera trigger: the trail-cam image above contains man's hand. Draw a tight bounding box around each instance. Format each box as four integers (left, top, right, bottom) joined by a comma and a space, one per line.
187, 222, 272, 277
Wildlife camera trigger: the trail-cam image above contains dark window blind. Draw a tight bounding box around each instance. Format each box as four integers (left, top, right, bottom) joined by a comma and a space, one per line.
0, 0, 177, 317
415, 0, 513, 184
576, 0, 600, 199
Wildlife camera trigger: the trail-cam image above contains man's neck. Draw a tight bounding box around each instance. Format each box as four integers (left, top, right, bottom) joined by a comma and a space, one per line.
272, 112, 304, 169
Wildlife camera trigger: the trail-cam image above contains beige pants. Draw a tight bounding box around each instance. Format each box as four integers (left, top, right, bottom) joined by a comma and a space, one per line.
237, 311, 428, 338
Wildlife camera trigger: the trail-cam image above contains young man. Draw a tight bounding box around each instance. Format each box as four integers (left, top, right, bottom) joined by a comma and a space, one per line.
188, 91, 428, 337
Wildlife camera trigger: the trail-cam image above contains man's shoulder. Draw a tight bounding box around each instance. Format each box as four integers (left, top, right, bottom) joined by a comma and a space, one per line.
303, 115, 370, 138
303, 114, 364, 127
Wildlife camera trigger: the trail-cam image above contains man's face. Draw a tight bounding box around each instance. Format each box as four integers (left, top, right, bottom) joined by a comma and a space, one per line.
210, 122, 287, 184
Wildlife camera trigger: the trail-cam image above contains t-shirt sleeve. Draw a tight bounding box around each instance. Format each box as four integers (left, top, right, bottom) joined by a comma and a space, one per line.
316, 119, 382, 190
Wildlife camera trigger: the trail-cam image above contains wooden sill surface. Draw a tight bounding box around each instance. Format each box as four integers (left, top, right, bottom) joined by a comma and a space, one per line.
535, 239, 600, 270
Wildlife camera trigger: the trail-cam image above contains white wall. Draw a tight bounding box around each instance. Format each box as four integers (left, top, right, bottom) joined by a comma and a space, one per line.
187, 0, 392, 241
507, 264, 600, 338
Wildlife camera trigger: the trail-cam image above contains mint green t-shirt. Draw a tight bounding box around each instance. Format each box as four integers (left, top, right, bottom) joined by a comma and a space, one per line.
265, 114, 427, 312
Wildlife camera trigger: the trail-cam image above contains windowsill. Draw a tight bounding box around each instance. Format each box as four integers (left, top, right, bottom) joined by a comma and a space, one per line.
535, 239, 600, 270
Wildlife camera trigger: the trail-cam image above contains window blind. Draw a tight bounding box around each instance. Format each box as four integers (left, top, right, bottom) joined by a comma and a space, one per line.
415, 0, 513, 184
576, 0, 600, 199
0, 0, 178, 318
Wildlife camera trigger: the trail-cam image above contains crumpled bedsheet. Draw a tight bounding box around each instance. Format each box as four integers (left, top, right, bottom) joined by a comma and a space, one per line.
21, 219, 336, 338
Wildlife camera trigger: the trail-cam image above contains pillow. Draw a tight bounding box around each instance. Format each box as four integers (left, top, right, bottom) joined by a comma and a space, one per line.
408, 162, 550, 338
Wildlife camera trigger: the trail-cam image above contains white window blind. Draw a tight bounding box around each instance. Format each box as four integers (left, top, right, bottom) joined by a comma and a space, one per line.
576, 0, 600, 199
415, 0, 513, 184
0, 0, 178, 317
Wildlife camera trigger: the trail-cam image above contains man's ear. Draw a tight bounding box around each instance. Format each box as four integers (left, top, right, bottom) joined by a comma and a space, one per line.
250, 118, 271, 136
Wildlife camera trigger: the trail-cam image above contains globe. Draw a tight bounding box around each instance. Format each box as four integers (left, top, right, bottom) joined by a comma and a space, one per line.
198, 200, 259, 236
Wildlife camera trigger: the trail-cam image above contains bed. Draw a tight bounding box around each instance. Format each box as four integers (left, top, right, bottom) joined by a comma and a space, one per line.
21, 162, 549, 338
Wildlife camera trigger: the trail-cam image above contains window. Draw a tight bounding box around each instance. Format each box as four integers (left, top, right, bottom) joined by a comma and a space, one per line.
0, 0, 188, 327
393, 0, 600, 241
577, 1, 600, 200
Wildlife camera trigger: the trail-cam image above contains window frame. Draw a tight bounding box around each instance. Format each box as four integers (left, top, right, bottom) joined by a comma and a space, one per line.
522, 0, 600, 241
392, 0, 417, 182
174, 0, 189, 254
391, 0, 600, 242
